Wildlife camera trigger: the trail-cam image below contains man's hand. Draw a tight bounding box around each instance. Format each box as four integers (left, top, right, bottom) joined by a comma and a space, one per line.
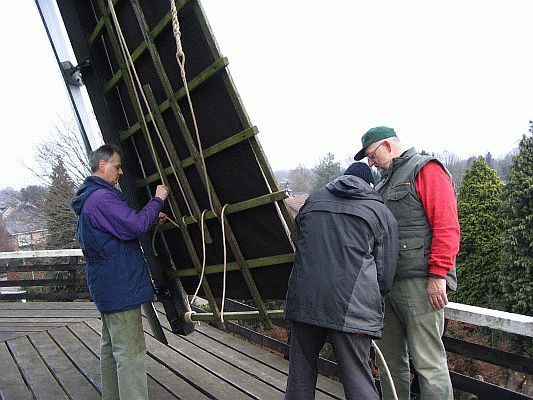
155, 212, 167, 225
155, 185, 169, 201
427, 277, 448, 310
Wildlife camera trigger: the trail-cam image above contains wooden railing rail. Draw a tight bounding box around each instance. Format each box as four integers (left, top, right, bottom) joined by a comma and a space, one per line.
0, 250, 88, 302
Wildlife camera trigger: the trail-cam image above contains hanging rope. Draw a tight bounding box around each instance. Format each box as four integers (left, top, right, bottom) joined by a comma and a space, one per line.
169, 1, 233, 326
170, 0, 217, 217
108, 0, 197, 225
219, 204, 230, 322
371, 340, 399, 400
190, 209, 209, 305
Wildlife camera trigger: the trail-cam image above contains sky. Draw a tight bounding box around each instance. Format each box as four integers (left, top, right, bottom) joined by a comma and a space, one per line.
1, 0, 532, 189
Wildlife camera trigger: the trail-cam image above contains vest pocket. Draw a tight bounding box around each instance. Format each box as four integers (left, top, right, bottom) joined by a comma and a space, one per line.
385, 189, 411, 217
398, 236, 425, 270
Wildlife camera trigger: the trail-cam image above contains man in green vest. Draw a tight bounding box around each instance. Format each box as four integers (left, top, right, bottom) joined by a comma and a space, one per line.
354, 126, 460, 400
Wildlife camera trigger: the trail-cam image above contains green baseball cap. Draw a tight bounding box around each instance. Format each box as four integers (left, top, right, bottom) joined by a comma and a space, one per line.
354, 126, 397, 160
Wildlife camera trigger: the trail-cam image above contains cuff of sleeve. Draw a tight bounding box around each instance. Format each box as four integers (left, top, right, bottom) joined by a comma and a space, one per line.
152, 197, 164, 205
428, 265, 448, 278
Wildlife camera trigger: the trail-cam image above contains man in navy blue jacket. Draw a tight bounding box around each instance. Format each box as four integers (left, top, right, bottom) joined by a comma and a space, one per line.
285, 162, 398, 400
72, 144, 168, 400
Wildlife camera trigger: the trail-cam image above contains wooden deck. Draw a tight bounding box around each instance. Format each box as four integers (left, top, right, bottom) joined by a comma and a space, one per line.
0, 302, 345, 399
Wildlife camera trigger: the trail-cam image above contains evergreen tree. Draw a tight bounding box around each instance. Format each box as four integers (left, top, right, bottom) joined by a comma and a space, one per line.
499, 125, 533, 316
311, 153, 342, 192
44, 156, 78, 249
451, 157, 504, 308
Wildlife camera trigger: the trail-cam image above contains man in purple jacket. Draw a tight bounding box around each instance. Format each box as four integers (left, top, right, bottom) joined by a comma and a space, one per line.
71, 144, 168, 400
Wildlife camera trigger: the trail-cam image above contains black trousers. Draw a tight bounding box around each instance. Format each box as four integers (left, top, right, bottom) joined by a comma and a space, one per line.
285, 321, 379, 400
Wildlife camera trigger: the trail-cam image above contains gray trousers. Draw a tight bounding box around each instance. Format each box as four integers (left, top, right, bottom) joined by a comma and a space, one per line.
376, 277, 453, 400
100, 306, 149, 400
285, 321, 379, 400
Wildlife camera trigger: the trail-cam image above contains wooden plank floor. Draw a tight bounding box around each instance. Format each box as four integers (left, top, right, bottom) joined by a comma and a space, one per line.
0, 302, 345, 399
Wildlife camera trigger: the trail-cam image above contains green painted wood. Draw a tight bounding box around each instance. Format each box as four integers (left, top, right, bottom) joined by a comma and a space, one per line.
143, 84, 213, 243
28, 331, 101, 399
119, 57, 229, 141
122, 0, 271, 328
88, 0, 120, 44
137, 125, 259, 186
189, 2, 298, 244
0, 342, 33, 399
98, 1, 190, 91
175, 252, 295, 277
7, 336, 69, 399
95, 0, 223, 329
180, 190, 288, 226
190, 310, 284, 322
126, 1, 224, 324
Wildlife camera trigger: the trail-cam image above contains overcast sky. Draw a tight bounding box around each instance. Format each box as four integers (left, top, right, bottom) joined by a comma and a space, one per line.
1, 0, 532, 189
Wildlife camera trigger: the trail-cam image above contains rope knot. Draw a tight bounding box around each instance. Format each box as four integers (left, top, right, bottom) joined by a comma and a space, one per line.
184, 310, 197, 324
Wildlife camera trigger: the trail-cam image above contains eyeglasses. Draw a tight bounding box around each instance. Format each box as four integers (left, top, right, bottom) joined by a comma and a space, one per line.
366, 142, 385, 160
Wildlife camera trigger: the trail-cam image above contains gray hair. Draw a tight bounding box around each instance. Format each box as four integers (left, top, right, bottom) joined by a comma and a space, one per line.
89, 144, 123, 173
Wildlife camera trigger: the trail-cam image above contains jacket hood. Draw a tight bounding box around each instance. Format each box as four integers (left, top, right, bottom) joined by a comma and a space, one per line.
71, 176, 119, 215
326, 175, 383, 202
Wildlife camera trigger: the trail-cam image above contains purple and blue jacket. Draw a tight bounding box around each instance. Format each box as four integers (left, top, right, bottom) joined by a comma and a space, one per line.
71, 176, 163, 313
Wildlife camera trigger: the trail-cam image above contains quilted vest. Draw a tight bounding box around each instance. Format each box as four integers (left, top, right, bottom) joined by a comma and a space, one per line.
376, 148, 457, 290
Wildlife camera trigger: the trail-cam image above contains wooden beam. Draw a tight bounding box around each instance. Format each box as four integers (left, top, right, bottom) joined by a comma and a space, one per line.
119, 57, 228, 141
98, 0, 224, 328
190, 2, 298, 245
0, 250, 83, 259
179, 190, 288, 227
175, 253, 295, 278
190, 310, 284, 322
445, 302, 533, 337
126, 0, 272, 328
136, 126, 259, 186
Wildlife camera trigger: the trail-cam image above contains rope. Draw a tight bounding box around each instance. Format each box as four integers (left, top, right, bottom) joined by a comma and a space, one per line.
219, 204, 230, 322
190, 209, 209, 305
110, 1, 233, 328
170, 0, 217, 216
151, 217, 180, 256
108, 0, 197, 224
169, 1, 232, 326
371, 340, 399, 400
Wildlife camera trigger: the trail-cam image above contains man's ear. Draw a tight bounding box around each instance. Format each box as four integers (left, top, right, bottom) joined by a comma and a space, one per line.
98, 159, 107, 173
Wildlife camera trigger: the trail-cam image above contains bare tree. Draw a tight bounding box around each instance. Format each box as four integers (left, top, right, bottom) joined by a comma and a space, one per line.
26, 115, 90, 186
436, 150, 469, 192
289, 165, 315, 194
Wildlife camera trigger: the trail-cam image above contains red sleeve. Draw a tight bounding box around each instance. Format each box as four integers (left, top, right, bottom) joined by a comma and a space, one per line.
415, 162, 460, 277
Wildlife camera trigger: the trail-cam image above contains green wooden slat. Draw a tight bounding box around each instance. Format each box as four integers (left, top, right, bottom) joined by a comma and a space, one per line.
126, 0, 222, 325
119, 57, 229, 141
190, 310, 284, 322
88, 0, 120, 44
189, 2, 298, 244
136, 126, 258, 187
92, 1, 189, 89
143, 84, 213, 244
181, 190, 288, 226
175, 252, 295, 278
